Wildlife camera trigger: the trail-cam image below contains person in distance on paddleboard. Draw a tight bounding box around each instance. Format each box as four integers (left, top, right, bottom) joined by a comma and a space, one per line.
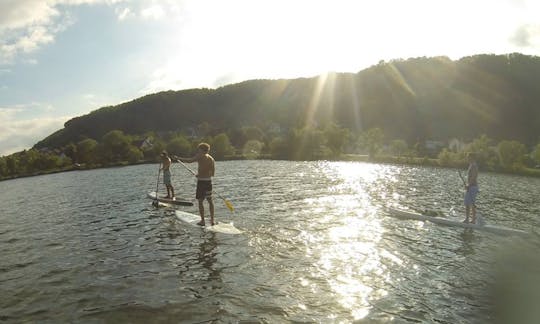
174, 143, 216, 226
463, 152, 479, 224
160, 151, 175, 199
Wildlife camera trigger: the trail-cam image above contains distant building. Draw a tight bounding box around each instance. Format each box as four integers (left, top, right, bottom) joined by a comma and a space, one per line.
187, 127, 199, 139
425, 140, 445, 151
267, 123, 283, 135
448, 138, 465, 152
136, 137, 153, 150
425, 140, 446, 156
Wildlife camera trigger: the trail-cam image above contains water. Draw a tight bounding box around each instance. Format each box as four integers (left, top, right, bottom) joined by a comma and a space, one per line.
1, 160, 539, 323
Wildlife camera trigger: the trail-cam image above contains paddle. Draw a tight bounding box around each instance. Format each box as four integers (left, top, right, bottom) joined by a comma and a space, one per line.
174, 158, 234, 213
152, 163, 161, 208
458, 170, 466, 187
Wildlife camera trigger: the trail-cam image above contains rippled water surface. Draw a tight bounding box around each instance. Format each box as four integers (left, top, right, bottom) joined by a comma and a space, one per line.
1, 160, 539, 323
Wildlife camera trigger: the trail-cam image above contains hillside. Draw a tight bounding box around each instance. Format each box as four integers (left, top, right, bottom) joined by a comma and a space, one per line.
35, 53, 540, 149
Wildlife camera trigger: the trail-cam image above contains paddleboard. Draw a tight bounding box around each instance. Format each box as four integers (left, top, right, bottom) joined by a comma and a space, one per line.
175, 210, 243, 235
387, 208, 529, 236
147, 191, 193, 206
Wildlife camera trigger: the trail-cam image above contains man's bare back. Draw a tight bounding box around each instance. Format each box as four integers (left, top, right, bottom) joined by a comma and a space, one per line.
197, 153, 215, 179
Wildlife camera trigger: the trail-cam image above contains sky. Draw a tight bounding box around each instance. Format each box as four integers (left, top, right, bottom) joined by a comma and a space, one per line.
1, 0, 539, 156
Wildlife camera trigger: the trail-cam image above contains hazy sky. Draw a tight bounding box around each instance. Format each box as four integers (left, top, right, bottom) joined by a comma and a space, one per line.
1, 0, 539, 156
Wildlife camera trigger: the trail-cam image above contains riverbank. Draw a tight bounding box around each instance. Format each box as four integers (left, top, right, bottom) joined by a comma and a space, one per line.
2, 154, 540, 182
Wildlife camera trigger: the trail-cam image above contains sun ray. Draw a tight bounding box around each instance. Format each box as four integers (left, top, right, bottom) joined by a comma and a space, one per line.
305, 72, 329, 129
348, 76, 363, 132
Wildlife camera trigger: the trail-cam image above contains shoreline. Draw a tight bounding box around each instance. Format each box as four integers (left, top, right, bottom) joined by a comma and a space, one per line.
1, 155, 539, 182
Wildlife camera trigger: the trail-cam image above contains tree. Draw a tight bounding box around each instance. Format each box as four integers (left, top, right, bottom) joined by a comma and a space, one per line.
324, 123, 350, 156
243, 140, 264, 159
126, 146, 143, 163
466, 134, 498, 169
498, 140, 527, 170
228, 128, 246, 148
166, 136, 192, 156
269, 136, 288, 159
198, 122, 211, 137
285, 127, 327, 160
359, 128, 384, 158
212, 133, 234, 160
92, 143, 109, 165
147, 139, 166, 160
5, 155, 19, 175
77, 138, 98, 164
533, 143, 540, 166
390, 139, 408, 157
243, 126, 265, 142
0, 157, 7, 177
64, 143, 77, 163
21, 149, 40, 173
438, 148, 453, 166
299, 128, 326, 160
413, 141, 427, 158
229, 126, 265, 148
36, 152, 64, 170
102, 130, 131, 161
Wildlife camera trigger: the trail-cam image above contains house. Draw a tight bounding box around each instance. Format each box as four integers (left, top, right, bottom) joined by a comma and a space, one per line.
136, 137, 153, 150
267, 122, 284, 135
448, 138, 465, 152
425, 140, 445, 151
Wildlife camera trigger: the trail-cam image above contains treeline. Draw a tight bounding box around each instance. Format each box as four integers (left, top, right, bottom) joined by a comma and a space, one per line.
436, 135, 540, 172
0, 149, 73, 179
2, 124, 539, 179
3, 52, 540, 179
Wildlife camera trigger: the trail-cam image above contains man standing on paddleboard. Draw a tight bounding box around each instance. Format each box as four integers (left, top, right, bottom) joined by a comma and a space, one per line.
464, 152, 479, 224
174, 143, 216, 226
160, 151, 175, 199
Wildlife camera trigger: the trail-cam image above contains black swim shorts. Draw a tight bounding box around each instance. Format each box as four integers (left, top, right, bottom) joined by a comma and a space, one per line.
196, 180, 212, 200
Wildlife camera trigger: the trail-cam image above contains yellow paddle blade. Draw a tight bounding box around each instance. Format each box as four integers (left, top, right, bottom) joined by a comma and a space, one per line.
224, 199, 234, 213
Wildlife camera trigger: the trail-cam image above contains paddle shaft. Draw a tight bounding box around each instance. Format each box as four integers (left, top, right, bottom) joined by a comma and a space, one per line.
458, 170, 467, 187
153, 163, 161, 206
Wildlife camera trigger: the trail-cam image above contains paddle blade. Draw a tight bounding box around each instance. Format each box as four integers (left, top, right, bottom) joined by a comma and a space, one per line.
224, 199, 234, 213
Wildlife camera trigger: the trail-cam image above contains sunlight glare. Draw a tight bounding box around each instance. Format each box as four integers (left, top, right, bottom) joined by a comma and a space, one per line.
306, 161, 404, 319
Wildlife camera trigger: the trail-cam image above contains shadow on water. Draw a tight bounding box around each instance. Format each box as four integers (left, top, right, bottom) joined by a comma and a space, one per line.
79, 230, 226, 323
487, 239, 540, 324
457, 229, 477, 256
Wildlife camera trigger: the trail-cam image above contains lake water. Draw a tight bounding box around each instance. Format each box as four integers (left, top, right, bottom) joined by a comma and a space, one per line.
1, 160, 539, 323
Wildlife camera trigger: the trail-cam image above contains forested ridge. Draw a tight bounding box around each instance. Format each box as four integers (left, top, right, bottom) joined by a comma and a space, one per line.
36, 53, 540, 149
1, 53, 540, 179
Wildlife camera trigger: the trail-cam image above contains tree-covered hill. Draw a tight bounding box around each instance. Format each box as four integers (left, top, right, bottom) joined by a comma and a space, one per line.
35, 53, 540, 149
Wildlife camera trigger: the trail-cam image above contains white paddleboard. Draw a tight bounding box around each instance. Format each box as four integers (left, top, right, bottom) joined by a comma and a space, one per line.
175, 210, 243, 235
147, 191, 193, 206
387, 208, 529, 236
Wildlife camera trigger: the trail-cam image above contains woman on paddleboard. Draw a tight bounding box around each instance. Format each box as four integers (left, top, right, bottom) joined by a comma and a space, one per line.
160, 151, 175, 199
464, 152, 479, 224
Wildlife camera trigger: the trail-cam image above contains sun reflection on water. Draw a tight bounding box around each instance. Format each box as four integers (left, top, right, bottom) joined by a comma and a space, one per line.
304, 161, 402, 320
